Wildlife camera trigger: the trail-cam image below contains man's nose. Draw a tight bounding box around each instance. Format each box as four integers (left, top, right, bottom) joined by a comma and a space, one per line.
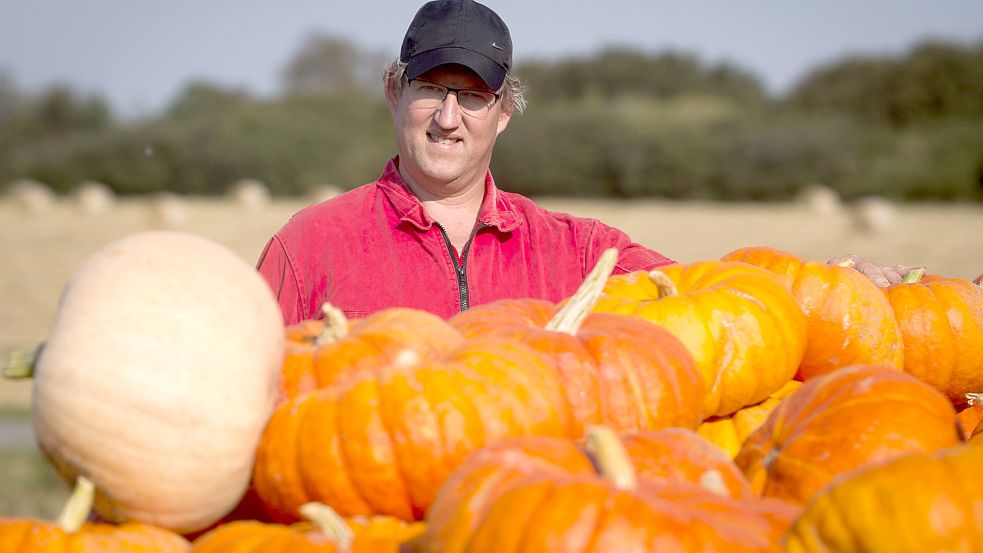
434, 91, 463, 127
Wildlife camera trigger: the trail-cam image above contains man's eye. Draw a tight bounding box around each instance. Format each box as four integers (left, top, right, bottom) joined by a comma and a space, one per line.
459, 91, 487, 102
416, 83, 444, 93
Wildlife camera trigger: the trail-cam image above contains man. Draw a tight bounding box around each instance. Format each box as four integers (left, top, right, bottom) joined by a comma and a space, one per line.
257, 0, 910, 325
257, 0, 673, 325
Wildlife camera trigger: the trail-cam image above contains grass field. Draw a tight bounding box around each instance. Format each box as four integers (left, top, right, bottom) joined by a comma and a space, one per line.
2, 193, 982, 518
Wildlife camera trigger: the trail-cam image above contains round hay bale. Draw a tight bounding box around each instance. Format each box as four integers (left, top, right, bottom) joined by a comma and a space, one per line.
228, 179, 270, 210
147, 192, 190, 228
74, 181, 116, 214
851, 195, 897, 234
7, 179, 56, 213
796, 184, 842, 215
305, 183, 343, 204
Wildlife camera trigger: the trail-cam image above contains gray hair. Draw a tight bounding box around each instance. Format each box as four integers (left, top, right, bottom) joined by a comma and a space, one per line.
383, 59, 527, 115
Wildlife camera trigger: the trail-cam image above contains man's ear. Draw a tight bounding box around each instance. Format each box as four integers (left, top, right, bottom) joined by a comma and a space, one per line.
496, 107, 512, 136
385, 76, 400, 117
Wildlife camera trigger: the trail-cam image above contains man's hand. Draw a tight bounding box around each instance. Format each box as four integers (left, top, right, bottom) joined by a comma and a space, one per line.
827, 254, 922, 288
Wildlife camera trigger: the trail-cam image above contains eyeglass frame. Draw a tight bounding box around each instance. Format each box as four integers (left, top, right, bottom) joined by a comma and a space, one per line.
404, 78, 502, 118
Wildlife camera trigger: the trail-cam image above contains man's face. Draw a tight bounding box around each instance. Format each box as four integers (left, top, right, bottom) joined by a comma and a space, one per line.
387, 64, 511, 196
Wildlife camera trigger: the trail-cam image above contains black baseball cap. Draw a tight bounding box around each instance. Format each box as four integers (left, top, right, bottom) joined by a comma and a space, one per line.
400, 0, 512, 91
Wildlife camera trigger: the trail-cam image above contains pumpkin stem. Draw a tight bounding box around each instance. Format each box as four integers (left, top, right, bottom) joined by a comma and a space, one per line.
966, 393, 983, 406
57, 476, 95, 533
698, 470, 729, 497
299, 502, 355, 551
545, 248, 619, 335
647, 270, 678, 299
584, 425, 637, 491
902, 267, 926, 284
763, 449, 780, 469
2, 342, 43, 380
317, 303, 349, 345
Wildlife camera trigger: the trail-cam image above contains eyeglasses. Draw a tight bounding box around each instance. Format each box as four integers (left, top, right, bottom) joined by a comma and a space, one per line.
406, 79, 500, 119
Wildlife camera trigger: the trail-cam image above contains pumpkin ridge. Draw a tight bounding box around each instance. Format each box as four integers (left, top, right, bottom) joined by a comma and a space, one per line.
930, 283, 981, 383
756, 442, 835, 498
372, 366, 421, 517
328, 386, 381, 516
785, 390, 953, 439
465, 478, 557, 551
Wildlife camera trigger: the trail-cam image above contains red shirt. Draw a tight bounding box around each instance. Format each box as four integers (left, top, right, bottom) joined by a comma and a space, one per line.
257, 157, 674, 324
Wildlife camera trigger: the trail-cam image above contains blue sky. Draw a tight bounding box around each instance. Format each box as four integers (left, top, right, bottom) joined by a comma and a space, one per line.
2, 1, 981, 117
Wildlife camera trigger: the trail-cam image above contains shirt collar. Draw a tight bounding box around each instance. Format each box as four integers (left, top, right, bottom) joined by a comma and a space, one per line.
377, 156, 522, 233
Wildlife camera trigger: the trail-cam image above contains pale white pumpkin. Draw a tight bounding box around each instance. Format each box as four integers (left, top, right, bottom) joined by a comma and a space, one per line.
31, 230, 284, 534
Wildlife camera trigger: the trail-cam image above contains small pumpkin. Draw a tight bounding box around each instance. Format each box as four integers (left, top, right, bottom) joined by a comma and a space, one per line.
21, 231, 285, 533
420, 427, 794, 553
736, 364, 961, 504
277, 305, 464, 403
191, 502, 424, 553
450, 249, 704, 435
595, 260, 807, 417
253, 334, 572, 523
784, 445, 983, 552
698, 380, 802, 458
883, 269, 983, 406
0, 477, 190, 552
722, 246, 904, 380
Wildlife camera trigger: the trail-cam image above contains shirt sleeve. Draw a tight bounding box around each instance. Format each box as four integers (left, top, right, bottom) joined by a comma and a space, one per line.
585, 220, 676, 275
256, 235, 305, 326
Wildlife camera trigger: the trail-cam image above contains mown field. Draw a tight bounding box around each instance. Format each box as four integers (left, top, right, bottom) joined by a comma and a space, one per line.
2, 193, 982, 517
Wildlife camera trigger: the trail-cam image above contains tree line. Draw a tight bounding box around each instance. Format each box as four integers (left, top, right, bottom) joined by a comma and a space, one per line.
1, 35, 981, 201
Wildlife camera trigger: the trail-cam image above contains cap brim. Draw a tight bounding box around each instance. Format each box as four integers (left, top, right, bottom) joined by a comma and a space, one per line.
406, 47, 506, 91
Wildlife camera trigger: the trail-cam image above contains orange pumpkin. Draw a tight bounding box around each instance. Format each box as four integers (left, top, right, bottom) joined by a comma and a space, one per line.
594, 260, 807, 417
450, 249, 704, 435
785, 445, 983, 552
969, 420, 983, 445
736, 364, 960, 504
722, 246, 904, 380
0, 477, 190, 552
278, 306, 464, 402
420, 427, 794, 552
253, 335, 571, 523
191, 503, 424, 553
883, 269, 983, 406
698, 380, 802, 458
956, 393, 983, 438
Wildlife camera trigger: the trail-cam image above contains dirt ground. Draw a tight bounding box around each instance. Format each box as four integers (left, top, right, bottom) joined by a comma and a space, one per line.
2, 194, 981, 407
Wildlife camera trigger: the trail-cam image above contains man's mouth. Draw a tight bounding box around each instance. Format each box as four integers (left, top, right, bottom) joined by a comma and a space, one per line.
427, 132, 460, 145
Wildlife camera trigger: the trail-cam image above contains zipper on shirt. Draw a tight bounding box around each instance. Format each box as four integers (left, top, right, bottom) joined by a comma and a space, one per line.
436, 222, 486, 312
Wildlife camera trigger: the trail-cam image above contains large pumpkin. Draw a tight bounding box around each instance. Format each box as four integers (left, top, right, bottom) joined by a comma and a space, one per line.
784, 445, 983, 552
253, 335, 572, 523
722, 246, 904, 380
25, 231, 284, 533
0, 477, 190, 552
450, 249, 704, 435
191, 503, 424, 553
736, 364, 961, 504
595, 260, 806, 417
883, 269, 983, 406
420, 427, 796, 553
278, 305, 464, 402
698, 380, 802, 459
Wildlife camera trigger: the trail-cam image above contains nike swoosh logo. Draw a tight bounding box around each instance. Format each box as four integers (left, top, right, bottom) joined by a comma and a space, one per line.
491, 42, 503, 50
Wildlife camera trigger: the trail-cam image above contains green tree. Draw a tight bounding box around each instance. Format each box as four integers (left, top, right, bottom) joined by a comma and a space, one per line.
280, 33, 388, 96
166, 81, 251, 119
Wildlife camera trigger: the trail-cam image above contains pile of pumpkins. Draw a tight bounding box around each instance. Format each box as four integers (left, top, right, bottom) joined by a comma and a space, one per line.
2, 231, 982, 552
